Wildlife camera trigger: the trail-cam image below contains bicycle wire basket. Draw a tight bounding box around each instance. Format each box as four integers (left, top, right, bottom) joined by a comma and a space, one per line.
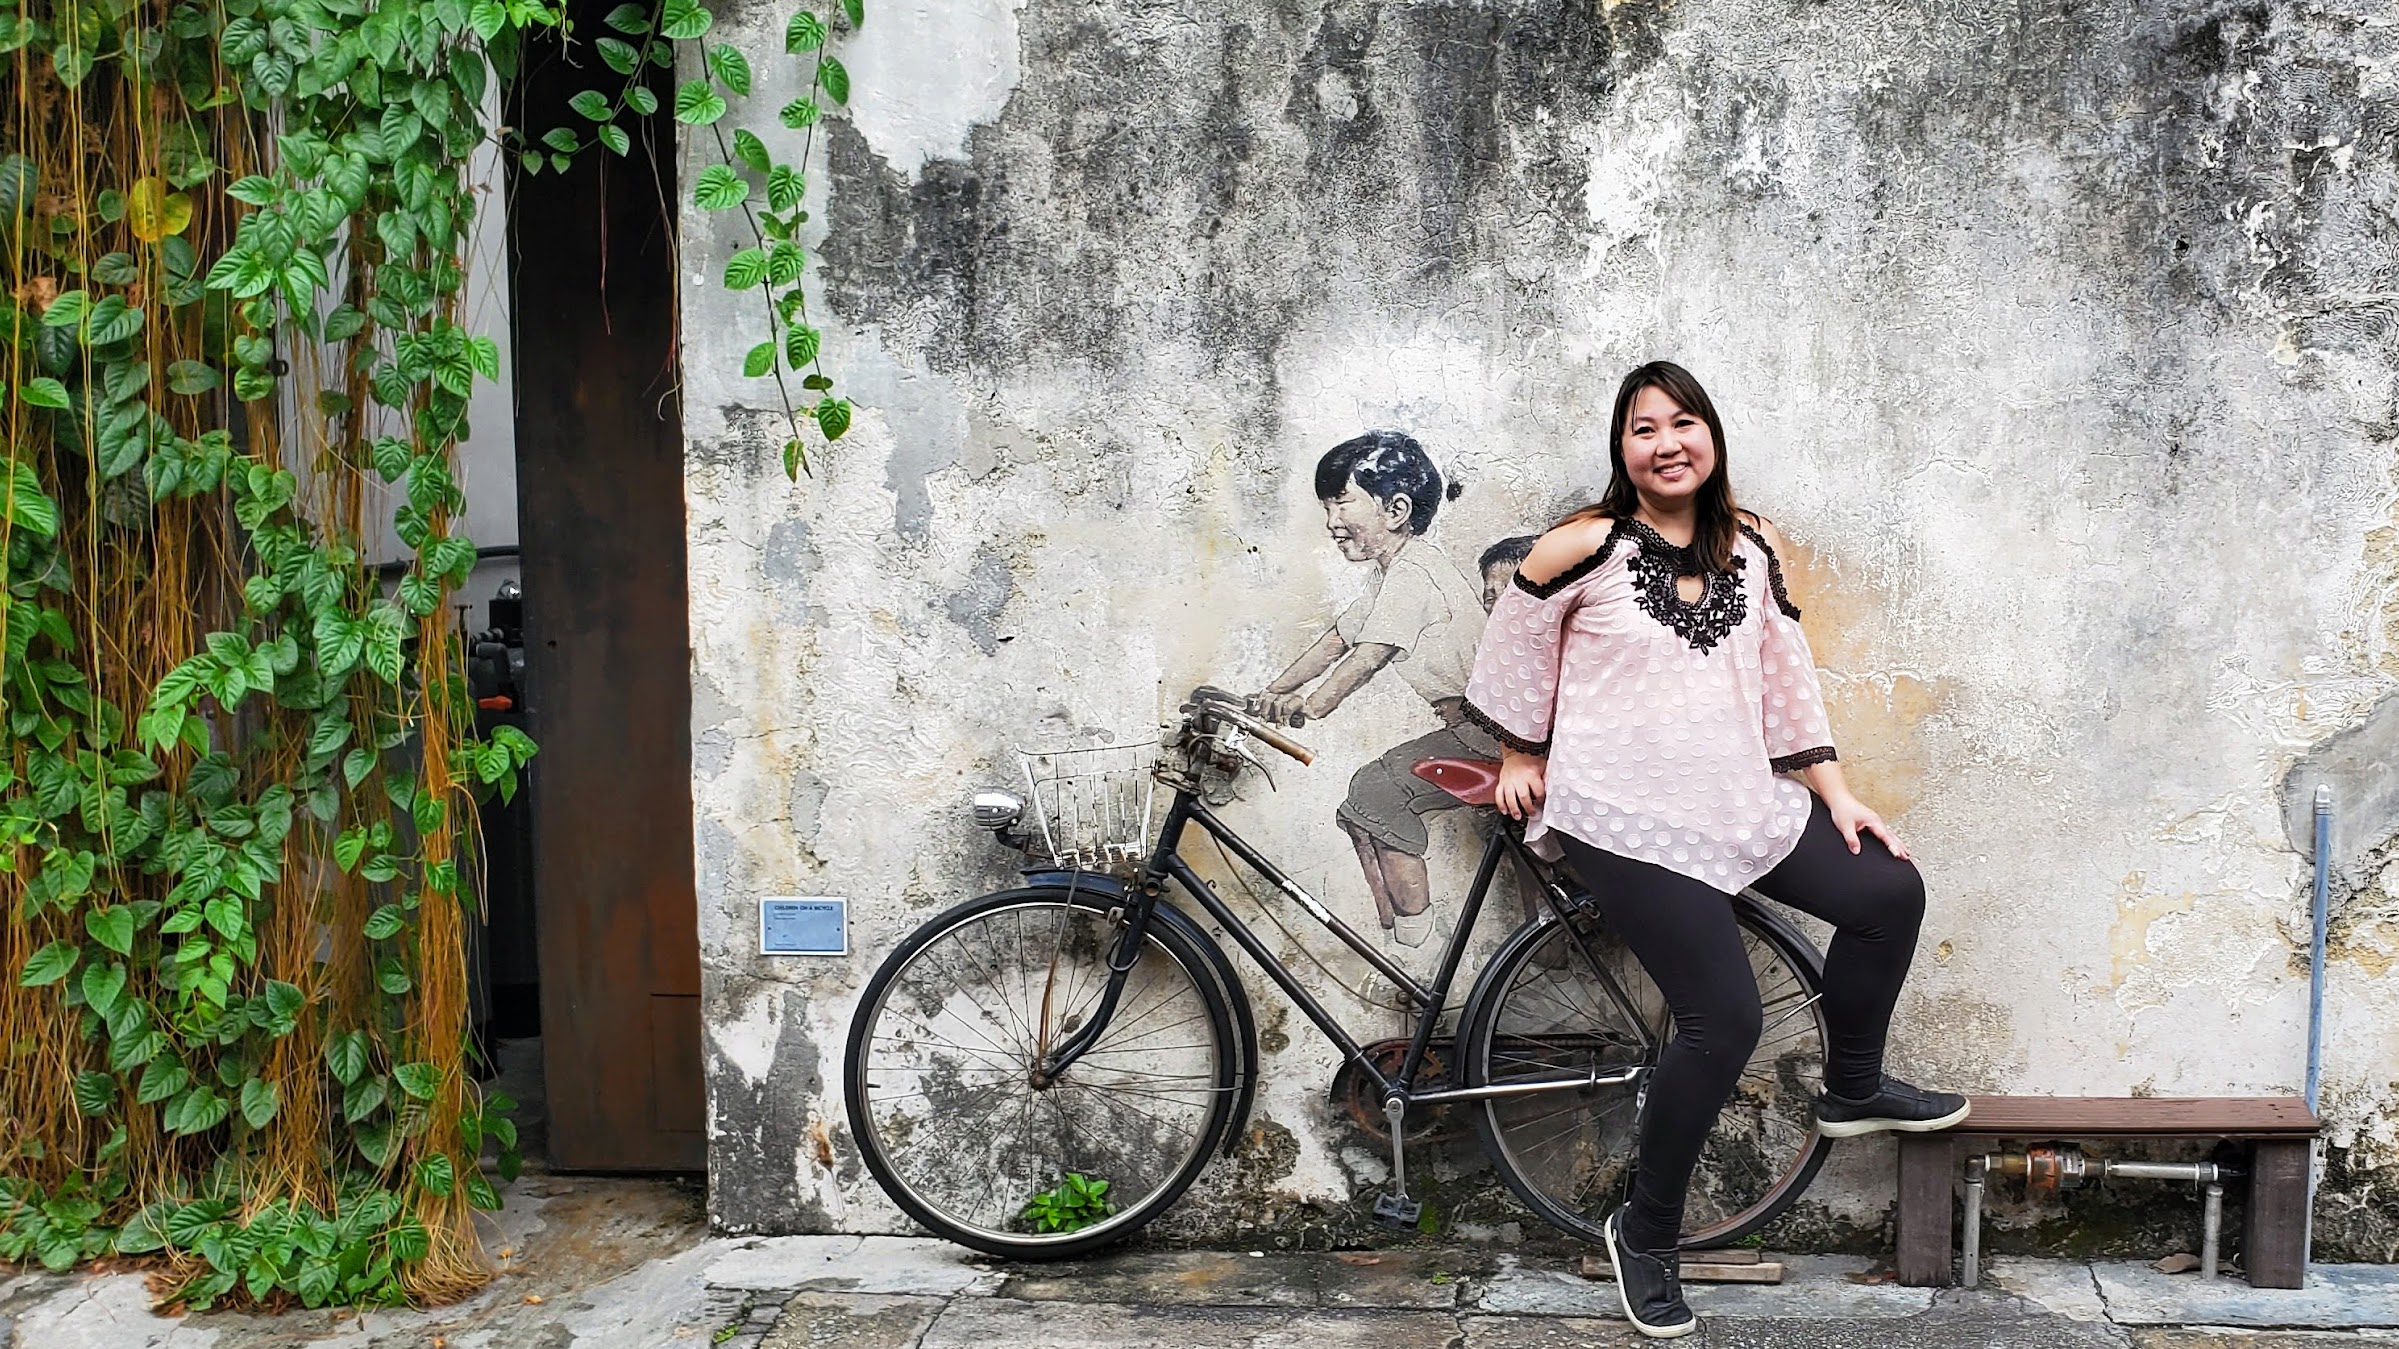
1014, 738, 1160, 871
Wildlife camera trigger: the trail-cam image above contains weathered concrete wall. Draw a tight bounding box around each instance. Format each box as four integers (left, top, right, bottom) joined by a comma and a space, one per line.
679, 0, 2399, 1257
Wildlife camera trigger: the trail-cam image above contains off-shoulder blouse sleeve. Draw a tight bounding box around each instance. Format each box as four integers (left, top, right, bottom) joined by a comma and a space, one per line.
1462, 539, 1615, 756
1746, 527, 1836, 773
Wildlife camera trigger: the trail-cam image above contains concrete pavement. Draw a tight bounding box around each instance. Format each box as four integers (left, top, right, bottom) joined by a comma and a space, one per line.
2, 1175, 2395, 1347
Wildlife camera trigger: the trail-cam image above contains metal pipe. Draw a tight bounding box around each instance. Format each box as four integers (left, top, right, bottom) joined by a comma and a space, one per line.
2100, 1160, 2223, 1183
2202, 1182, 2224, 1281
1962, 1156, 1988, 1288
2309, 785, 2331, 1114
1964, 1148, 2240, 1285
2305, 785, 2331, 1279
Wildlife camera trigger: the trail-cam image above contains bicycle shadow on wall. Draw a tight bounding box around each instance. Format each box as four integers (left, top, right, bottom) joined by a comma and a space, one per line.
842, 429, 1835, 1264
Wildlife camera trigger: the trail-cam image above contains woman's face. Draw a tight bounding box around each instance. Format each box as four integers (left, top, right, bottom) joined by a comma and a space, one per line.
1321, 479, 1412, 562
1619, 384, 1716, 509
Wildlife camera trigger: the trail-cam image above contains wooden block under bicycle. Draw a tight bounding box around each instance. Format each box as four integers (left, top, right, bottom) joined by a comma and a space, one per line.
1578, 1251, 1784, 1284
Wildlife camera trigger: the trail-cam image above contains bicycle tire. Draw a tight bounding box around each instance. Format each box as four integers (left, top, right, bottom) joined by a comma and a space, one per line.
844, 886, 1238, 1259
1458, 902, 1833, 1250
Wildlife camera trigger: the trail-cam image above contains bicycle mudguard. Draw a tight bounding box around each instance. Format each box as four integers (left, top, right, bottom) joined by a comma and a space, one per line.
1022, 868, 1261, 1156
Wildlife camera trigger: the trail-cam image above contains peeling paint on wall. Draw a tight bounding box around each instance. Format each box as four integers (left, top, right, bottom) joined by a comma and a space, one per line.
841, 0, 1027, 172
681, 0, 2399, 1254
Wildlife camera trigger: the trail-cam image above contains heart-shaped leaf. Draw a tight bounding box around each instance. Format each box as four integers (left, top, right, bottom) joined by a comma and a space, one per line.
692, 163, 748, 210
674, 81, 728, 127
660, 0, 713, 39
126, 178, 193, 241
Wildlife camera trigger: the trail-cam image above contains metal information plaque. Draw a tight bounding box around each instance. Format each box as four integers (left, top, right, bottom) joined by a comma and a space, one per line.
759, 897, 848, 956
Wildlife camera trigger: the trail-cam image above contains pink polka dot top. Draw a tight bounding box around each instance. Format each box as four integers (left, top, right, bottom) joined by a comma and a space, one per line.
1462, 518, 1836, 894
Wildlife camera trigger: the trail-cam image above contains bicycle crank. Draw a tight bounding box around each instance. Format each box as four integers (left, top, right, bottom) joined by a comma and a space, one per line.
1330, 1038, 1452, 1144
1373, 1091, 1423, 1231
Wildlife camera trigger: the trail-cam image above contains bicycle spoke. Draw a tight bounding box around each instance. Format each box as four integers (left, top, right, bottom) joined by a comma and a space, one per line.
1758, 992, 1822, 1039
922, 930, 1035, 1061
872, 1027, 1026, 1078
1065, 1061, 1217, 1082
1083, 1002, 1211, 1052
978, 911, 1047, 1055
1502, 1096, 1636, 1160
1053, 1079, 1206, 1141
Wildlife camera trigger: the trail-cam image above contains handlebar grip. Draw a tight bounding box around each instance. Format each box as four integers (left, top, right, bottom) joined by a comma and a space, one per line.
1184, 686, 1315, 764
1242, 717, 1314, 766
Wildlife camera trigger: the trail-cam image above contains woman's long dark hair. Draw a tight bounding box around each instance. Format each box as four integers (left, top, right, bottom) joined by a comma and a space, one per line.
1562, 360, 1742, 575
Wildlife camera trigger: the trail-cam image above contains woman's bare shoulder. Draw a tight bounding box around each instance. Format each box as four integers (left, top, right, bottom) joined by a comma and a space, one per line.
1516, 517, 1619, 590
1738, 511, 1806, 618
1737, 509, 1791, 554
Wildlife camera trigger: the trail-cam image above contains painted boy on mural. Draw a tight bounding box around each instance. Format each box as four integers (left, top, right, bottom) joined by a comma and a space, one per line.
1254, 432, 1506, 948
1478, 535, 1539, 613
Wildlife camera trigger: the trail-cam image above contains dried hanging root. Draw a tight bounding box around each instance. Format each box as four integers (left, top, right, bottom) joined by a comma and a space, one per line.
1, 0, 517, 1309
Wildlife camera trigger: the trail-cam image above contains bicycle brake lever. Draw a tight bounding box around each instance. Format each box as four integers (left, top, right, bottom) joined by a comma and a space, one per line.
1213, 729, 1275, 791
1229, 744, 1276, 791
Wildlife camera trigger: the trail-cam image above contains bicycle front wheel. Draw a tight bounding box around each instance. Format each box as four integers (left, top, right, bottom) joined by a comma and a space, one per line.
1461, 903, 1832, 1249
844, 887, 1236, 1259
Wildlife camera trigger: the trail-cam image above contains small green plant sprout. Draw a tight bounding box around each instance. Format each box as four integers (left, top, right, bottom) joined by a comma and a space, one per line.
1022, 1172, 1115, 1234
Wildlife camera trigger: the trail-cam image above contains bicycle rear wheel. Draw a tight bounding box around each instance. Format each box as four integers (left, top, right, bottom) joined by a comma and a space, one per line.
844, 887, 1237, 1259
1460, 903, 1832, 1249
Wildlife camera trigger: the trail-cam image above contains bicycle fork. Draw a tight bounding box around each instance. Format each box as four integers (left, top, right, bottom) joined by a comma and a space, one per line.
1029, 874, 1159, 1087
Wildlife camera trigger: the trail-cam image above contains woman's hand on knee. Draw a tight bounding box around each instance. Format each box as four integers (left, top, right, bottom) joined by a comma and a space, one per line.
1496, 750, 1547, 820
1824, 790, 1907, 860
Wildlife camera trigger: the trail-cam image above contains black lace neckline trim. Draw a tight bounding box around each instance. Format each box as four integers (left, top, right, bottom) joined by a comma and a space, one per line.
1622, 518, 1746, 654
1510, 520, 1628, 601
1737, 522, 1802, 621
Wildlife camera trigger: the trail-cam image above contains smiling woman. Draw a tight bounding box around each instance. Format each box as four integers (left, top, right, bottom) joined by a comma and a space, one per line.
1466, 361, 1966, 1340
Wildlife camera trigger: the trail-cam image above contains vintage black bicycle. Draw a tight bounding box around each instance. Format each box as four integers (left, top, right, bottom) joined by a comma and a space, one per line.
843, 688, 1834, 1260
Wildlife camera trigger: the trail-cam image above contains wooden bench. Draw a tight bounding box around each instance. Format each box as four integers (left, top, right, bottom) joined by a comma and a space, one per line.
1896, 1096, 2321, 1289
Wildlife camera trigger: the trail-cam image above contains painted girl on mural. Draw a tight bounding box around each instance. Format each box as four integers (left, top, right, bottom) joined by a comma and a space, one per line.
1254, 432, 1498, 947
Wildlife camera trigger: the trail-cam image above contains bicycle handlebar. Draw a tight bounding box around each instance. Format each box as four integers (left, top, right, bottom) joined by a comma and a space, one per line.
1216, 705, 1315, 766
1185, 687, 1315, 766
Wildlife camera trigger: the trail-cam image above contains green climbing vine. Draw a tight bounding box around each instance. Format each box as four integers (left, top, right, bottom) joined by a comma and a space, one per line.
527, 0, 859, 476
0, 0, 860, 1309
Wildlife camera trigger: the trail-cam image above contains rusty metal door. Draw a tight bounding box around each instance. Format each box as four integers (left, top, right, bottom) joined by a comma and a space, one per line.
507, 18, 704, 1171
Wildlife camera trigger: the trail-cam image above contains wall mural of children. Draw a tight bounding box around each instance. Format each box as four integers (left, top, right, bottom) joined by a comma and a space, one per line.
1478, 536, 1540, 613
1254, 432, 1500, 947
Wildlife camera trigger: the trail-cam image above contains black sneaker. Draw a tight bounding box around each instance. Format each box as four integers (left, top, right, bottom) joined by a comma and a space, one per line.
1813, 1076, 1970, 1138
1603, 1209, 1697, 1340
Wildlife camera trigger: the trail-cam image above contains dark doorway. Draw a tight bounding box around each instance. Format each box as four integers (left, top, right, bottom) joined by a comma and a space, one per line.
503, 8, 704, 1171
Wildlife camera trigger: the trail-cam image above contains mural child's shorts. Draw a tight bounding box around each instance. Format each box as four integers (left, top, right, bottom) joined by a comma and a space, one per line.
1336, 722, 1505, 856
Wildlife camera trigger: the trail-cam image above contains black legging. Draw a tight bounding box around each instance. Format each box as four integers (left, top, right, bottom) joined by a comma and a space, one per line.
1552, 794, 1926, 1255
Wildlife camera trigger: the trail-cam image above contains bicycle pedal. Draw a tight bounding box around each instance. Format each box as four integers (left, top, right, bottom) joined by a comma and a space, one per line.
1372, 1193, 1423, 1229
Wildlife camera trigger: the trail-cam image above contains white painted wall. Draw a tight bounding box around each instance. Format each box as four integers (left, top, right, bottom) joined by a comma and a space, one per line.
678, 0, 2399, 1256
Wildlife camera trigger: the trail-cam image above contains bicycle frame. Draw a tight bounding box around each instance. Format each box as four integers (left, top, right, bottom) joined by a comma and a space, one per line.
1041, 781, 1654, 1113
